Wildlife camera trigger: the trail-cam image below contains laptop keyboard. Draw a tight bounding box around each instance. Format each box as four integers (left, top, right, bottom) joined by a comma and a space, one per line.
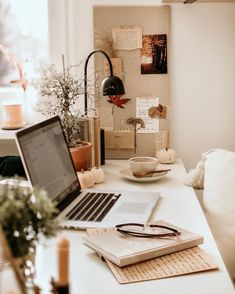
65, 192, 121, 222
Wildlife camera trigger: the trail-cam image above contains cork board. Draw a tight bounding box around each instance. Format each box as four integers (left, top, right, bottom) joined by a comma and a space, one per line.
93, 6, 170, 158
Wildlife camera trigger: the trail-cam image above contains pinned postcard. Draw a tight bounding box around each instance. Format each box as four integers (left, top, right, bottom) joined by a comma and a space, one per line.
136, 97, 159, 133
112, 26, 142, 50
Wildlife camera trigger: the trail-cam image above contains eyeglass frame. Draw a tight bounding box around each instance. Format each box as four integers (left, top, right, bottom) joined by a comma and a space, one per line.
115, 223, 181, 238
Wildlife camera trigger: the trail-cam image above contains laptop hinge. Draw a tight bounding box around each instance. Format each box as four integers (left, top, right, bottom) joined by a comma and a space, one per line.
56, 187, 80, 213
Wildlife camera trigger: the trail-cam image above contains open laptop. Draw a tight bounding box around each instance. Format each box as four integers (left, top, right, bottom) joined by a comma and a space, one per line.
15, 116, 160, 229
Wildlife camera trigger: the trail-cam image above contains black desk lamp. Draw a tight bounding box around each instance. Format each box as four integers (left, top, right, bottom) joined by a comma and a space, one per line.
84, 49, 125, 114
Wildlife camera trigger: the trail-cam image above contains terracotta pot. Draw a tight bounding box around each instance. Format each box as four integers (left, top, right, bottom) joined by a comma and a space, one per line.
70, 141, 92, 172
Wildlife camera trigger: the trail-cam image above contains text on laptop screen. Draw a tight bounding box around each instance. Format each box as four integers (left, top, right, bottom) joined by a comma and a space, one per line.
18, 120, 79, 200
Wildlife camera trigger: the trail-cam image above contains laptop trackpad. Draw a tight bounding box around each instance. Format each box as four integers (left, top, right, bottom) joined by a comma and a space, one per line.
116, 202, 148, 214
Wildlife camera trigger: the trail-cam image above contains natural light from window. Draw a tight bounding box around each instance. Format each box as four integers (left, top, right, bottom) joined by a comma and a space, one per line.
0, 0, 48, 86
9, 0, 48, 43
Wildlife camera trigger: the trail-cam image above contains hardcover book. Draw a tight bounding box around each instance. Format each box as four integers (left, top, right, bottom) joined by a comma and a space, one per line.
83, 220, 204, 267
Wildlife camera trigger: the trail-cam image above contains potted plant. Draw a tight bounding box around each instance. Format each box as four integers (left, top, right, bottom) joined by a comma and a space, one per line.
0, 179, 59, 288
36, 59, 94, 171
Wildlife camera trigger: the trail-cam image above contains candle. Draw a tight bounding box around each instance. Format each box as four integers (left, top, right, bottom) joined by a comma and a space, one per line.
58, 238, 70, 286
1, 103, 24, 129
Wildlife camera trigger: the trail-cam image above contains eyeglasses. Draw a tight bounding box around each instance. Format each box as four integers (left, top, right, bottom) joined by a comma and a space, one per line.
115, 223, 181, 238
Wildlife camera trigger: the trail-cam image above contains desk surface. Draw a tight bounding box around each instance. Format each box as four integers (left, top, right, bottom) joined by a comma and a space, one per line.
0, 128, 17, 140
32, 160, 234, 293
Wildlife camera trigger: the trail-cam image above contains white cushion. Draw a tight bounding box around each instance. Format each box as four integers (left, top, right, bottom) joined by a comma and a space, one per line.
203, 149, 235, 280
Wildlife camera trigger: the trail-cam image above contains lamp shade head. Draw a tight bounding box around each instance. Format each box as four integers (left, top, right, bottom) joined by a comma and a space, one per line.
101, 75, 125, 96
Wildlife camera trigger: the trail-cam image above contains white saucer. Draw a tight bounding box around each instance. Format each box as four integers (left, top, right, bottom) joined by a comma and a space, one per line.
119, 168, 168, 182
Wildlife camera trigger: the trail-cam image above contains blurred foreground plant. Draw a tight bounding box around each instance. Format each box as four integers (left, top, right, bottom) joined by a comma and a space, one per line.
0, 180, 59, 258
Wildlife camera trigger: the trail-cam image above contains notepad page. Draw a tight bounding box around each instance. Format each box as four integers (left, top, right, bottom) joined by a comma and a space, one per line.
106, 246, 218, 284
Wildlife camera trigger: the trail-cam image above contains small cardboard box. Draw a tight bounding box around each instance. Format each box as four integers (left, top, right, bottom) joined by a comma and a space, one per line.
105, 130, 134, 149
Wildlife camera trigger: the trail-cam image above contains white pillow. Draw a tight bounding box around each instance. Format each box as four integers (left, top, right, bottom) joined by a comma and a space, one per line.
203, 149, 235, 281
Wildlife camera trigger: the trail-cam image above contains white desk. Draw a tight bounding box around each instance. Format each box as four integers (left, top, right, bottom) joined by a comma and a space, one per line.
32, 159, 235, 294
0, 129, 19, 156
0, 128, 18, 140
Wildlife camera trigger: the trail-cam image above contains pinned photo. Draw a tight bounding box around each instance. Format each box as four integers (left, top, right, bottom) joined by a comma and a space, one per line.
141, 34, 167, 74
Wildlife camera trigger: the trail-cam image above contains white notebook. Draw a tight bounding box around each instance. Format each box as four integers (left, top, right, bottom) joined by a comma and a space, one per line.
83, 220, 204, 267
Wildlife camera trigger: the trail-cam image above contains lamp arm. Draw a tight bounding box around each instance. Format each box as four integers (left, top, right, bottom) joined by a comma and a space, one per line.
84, 50, 113, 114
84, 49, 113, 77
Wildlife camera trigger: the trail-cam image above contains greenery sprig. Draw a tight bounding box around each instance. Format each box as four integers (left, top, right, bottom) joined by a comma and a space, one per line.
0, 180, 59, 258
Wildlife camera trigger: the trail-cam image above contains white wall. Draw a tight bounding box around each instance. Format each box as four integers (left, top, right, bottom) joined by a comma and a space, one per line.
49, 1, 235, 170
170, 4, 235, 169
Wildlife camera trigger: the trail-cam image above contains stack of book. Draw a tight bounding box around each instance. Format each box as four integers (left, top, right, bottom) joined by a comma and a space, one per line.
83, 220, 204, 267
83, 220, 219, 284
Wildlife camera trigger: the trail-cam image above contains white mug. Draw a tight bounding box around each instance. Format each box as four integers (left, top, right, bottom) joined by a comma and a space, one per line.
129, 157, 158, 174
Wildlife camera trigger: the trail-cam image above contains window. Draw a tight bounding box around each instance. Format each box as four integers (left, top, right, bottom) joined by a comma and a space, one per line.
0, 0, 48, 87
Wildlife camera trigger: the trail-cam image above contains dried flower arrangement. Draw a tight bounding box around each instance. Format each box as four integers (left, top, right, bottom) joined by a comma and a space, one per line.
126, 117, 145, 153
0, 180, 59, 258
36, 57, 98, 147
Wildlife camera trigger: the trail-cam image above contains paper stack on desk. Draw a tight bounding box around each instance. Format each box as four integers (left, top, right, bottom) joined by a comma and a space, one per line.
83, 220, 204, 267
106, 246, 218, 284
84, 221, 218, 284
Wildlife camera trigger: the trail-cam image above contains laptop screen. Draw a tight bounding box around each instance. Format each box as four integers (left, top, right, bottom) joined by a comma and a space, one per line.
16, 116, 80, 201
